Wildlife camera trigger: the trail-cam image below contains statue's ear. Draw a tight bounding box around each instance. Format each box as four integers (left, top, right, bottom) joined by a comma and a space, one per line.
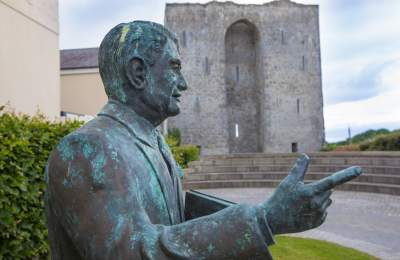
126, 57, 147, 90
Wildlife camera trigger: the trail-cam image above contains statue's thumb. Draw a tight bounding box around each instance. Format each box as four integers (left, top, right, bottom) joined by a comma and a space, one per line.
287, 153, 309, 182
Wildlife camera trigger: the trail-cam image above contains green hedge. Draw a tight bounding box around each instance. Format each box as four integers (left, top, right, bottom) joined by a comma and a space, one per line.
322, 129, 400, 152
360, 131, 400, 151
0, 107, 83, 259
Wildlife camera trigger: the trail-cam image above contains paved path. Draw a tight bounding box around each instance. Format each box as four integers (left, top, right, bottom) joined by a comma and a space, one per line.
199, 188, 400, 260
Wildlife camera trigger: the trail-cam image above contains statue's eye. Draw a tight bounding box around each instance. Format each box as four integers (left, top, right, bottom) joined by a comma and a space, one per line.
174, 64, 181, 70
171, 60, 181, 71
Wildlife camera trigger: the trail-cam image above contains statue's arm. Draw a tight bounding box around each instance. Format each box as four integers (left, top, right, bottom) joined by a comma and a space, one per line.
47, 135, 275, 259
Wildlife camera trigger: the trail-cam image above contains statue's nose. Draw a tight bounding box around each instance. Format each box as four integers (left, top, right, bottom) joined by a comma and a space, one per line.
178, 76, 188, 91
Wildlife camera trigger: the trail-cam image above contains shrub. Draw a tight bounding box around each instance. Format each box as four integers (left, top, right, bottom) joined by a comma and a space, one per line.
321, 128, 400, 152
332, 144, 360, 152
360, 131, 400, 151
320, 143, 337, 152
321, 143, 360, 152
351, 128, 390, 144
166, 133, 180, 148
168, 128, 181, 146
0, 107, 83, 259
172, 145, 200, 168
165, 128, 199, 168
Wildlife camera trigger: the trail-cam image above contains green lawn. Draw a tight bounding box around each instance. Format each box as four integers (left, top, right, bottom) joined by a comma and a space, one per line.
270, 236, 379, 260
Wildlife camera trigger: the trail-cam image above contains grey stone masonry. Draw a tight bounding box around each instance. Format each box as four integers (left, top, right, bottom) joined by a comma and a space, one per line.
165, 0, 325, 155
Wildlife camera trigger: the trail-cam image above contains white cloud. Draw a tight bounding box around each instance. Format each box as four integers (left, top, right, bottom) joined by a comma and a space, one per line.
325, 89, 400, 129
325, 87, 400, 142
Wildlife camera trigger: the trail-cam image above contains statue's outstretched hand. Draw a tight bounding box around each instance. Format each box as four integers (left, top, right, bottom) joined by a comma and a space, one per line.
261, 154, 362, 235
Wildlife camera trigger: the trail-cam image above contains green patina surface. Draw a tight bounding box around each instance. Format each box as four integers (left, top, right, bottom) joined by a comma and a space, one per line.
58, 138, 75, 162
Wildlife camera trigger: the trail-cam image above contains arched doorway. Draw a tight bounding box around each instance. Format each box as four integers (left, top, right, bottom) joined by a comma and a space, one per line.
225, 20, 262, 153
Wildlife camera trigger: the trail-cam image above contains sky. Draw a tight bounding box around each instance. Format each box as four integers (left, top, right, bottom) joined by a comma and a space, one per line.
59, 0, 400, 142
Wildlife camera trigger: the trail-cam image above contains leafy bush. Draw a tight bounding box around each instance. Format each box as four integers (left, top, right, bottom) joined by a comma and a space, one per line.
360, 131, 400, 151
165, 128, 199, 168
166, 131, 180, 148
321, 143, 360, 152
0, 107, 83, 259
167, 128, 181, 146
351, 128, 390, 144
330, 144, 360, 152
320, 143, 339, 152
172, 145, 200, 168
322, 128, 400, 152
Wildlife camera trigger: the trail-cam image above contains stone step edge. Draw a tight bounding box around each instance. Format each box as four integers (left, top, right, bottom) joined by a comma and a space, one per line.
185, 173, 400, 185
184, 180, 400, 189
200, 152, 400, 159
186, 172, 400, 177
190, 164, 400, 169
189, 167, 400, 174
189, 162, 400, 167
183, 182, 400, 195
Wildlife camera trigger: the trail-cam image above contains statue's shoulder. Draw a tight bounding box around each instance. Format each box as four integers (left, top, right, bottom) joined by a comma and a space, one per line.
50, 118, 111, 162
50, 115, 141, 168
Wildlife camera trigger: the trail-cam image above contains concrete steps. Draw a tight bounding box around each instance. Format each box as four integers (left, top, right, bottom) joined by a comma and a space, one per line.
195, 152, 400, 166
187, 172, 400, 185
184, 180, 400, 195
184, 152, 400, 195
190, 165, 400, 175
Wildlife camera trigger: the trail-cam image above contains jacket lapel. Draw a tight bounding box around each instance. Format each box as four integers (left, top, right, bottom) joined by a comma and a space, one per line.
135, 142, 179, 224
157, 134, 185, 222
98, 100, 180, 224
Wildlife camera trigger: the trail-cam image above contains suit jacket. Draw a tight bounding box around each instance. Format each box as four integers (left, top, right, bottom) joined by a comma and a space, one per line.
45, 100, 274, 259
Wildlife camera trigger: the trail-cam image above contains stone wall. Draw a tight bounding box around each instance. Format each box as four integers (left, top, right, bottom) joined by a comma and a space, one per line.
165, 0, 324, 155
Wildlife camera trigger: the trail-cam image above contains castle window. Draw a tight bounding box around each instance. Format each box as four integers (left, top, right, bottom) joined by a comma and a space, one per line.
297, 98, 300, 114
236, 66, 239, 82
235, 123, 239, 138
181, 31, 187, 47
280, 29, 285, 44
302, 55, 306, 71
204, 57, 210, 75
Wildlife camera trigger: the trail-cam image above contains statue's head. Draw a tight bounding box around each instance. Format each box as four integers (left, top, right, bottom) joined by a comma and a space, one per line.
99, 21, 187, 122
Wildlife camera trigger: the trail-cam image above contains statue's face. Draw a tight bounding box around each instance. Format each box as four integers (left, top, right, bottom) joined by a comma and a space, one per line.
142, 38, 187, 118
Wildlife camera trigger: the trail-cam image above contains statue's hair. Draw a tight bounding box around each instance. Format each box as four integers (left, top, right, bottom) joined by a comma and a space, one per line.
98, 21, 178, 101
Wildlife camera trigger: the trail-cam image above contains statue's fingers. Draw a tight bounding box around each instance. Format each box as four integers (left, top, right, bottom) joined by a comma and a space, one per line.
287, 153, 310, 182
319, 198, 332, 213
310, 166, 362, 193
314, 211, 328, 228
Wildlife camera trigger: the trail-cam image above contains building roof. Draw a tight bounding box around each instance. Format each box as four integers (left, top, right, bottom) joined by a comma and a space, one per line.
60, 47, 99, 70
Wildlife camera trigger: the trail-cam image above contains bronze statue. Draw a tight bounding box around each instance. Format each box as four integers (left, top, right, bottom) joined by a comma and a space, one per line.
45, 21, 362, 259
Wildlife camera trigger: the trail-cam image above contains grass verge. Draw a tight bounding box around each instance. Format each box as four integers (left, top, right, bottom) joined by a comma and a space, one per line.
270, 236, 378, 260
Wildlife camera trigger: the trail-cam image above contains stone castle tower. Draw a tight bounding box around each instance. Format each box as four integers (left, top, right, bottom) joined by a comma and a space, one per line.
165, 0, 325, 155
